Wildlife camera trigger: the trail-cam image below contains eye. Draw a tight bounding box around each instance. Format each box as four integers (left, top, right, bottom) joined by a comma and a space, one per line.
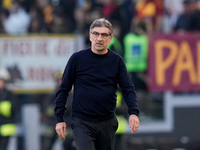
93, 32, 99, 36
101, 33, 109, 37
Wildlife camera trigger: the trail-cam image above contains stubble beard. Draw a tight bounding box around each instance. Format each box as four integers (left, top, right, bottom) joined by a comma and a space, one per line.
94, 43, 105, 52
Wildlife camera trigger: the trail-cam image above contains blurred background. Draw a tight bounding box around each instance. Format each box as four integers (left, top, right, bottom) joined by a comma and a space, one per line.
0, 0, 200, 150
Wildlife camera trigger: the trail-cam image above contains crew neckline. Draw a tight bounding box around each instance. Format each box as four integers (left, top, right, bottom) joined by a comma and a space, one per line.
90, 48, 110, 56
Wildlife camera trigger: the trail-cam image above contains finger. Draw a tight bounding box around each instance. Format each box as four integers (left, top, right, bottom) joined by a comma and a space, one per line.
132, 127, 137, 133
56, 128, 60, 136
60, 133, 65, 140
61, 124, 67, 138
130, 121, 135, 133
132, 122, 139, 133
131, 123, 135, 133
56, 127, 65, 140
59, 129, 65, 140
63, 125, 67, 135
129, 120, 134, 128
132, 126, 137, 133
130, 120, 137, 133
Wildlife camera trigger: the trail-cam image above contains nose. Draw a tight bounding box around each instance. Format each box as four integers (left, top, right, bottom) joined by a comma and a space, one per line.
97, 34, 103, 40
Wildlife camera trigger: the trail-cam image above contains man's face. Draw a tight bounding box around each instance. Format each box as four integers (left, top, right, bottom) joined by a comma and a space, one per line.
90, 27, 113, 54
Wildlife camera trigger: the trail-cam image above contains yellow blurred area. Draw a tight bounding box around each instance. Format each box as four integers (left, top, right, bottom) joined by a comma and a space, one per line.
136, 1, 156, 18
3, 0, 12, 9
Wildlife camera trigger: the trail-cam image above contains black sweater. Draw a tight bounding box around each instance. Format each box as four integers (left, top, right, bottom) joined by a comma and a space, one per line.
54, 48, 139, 123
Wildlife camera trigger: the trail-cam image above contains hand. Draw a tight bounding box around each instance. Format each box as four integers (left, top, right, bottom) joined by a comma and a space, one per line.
55, 122, 67, 140
129, 114, 140, 133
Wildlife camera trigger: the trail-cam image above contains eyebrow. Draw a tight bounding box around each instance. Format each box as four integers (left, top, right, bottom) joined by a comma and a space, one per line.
92, 31, 110, 34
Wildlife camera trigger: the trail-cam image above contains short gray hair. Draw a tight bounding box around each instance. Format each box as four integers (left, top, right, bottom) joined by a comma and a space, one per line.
89, 18, 113, 35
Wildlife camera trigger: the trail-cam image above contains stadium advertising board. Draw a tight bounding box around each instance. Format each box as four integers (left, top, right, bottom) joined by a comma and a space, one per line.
0, 35, 84, 92
148, 33, 200, 92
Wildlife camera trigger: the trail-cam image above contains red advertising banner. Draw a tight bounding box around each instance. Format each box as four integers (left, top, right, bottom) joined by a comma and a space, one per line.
148, 33, 200, 92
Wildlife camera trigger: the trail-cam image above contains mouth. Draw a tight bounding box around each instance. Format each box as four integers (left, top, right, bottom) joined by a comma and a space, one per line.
96, 43, 103, 46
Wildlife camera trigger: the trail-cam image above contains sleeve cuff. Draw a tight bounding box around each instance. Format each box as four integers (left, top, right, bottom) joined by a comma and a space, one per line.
56, 116, 64, 123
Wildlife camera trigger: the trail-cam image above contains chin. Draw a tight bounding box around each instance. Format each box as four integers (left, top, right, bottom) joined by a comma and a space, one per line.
95, 47, 104, 51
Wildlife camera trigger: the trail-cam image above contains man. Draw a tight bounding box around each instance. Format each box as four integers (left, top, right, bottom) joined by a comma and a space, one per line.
54, 18, 140, 150
0, 68, 17, 150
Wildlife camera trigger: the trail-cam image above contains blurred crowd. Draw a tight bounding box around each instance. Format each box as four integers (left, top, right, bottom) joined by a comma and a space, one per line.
0, 0, 200, 47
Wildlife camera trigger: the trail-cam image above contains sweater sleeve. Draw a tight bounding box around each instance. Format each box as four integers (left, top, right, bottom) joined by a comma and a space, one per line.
117, 57, 139, 117
54, 53, 77, 123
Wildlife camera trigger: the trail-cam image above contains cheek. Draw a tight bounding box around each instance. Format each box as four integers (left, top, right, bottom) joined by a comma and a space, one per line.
90, 37, 94, 42
89, 34, 92, 42
108, 38, 112, 44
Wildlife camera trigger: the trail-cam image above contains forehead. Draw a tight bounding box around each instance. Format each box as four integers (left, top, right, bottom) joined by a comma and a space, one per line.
91, 27, 110, 33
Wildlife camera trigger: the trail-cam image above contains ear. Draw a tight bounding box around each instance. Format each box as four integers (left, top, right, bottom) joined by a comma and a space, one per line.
89, 33, 92, 42
108, 35, 113, 44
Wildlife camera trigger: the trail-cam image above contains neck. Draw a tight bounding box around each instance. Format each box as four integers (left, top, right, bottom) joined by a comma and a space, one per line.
91, 48, 108, 55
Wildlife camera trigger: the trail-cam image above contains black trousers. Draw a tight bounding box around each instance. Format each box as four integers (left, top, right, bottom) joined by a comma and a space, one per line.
71, 117, 118, 150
